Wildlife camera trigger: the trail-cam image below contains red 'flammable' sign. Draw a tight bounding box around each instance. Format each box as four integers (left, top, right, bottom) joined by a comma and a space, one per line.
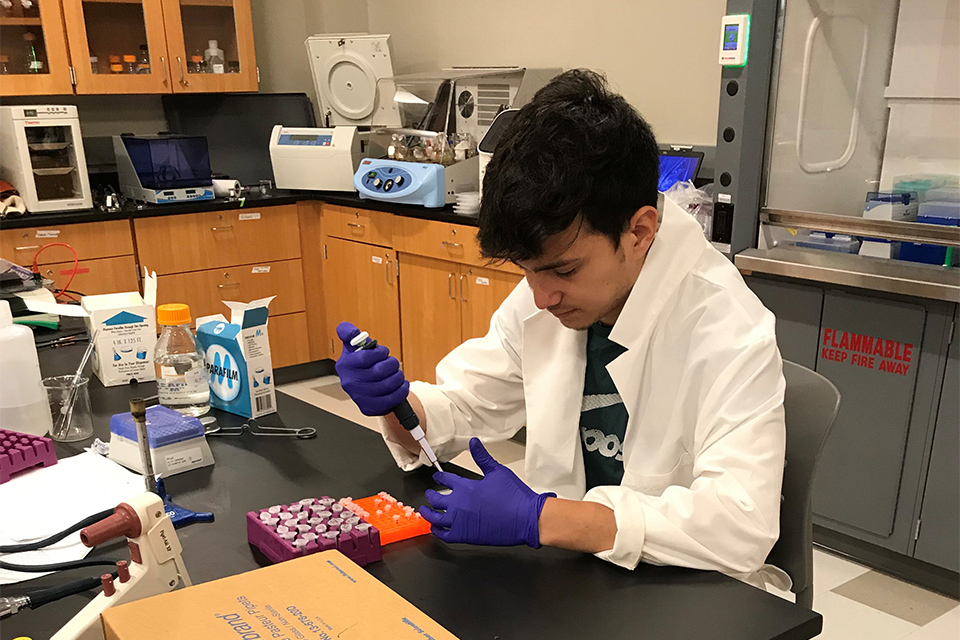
820, 328, 913, 375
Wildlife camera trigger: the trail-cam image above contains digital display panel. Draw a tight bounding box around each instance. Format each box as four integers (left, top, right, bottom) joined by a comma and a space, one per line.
724, 25, 739, 50
658, 155, 701, 192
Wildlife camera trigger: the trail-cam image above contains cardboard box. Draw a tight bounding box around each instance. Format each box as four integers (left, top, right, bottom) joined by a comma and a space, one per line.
196, 298, 276, 419
101, 550, 459, 640
81, 273, 157, 387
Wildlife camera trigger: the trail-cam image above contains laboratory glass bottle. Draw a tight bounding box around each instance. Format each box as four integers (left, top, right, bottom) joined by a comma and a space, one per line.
23, 32, 42, 73
122, 54, 136, 74
155, 304, 210, 416
204, 39, 224, 74
136, 45, 150, 74
0, 300, 53, 437
0, 55, 9, 75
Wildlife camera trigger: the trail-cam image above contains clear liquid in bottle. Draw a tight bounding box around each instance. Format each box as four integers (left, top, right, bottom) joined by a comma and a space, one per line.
155, 304, 210, 417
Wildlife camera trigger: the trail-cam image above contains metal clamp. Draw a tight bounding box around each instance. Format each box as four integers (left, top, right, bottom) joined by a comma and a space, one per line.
177, 56, 189, 87
160, 56, 168, 86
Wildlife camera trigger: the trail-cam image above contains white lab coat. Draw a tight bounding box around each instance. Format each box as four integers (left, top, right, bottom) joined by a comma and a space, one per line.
382, 196, 790, 588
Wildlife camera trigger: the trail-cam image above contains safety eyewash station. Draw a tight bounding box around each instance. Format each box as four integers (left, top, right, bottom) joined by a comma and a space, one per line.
0, 1, 957, 639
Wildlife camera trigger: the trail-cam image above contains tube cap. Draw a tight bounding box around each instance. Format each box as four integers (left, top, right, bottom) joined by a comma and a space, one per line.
157, 303, 191, 326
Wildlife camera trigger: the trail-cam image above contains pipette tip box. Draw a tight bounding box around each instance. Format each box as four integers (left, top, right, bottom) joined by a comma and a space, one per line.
0, 428, 58, 484
247, 496, 382, 566
108, 405, 214, 477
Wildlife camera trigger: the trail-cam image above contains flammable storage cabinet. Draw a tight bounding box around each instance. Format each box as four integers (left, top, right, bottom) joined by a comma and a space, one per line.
739, 252, 959, 595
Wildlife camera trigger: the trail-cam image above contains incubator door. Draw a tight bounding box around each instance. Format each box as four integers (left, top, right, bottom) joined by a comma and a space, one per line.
24, 124, 84, 203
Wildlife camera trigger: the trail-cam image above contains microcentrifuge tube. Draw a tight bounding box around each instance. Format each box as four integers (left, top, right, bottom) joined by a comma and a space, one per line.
278, 512, 293, 520
340, 523, 353, 532
393, 515, 401, 523
296, 524, 311, 533
289, 503, 302, 513
280, 531, 296, 541
302, 533, 318, 541
268, 506, 282, 514
277, 525, 290, 534
299, 498, 315, 506
327, 517, 343, 528
308, 517, 322, 525
314, 524, 327, 533
331, 503, 343, 513
292, 539, 308, 548
356, 523, 371, 532
264, 517, 279, 526
322, 531, 339, 540
317, 510, 332, 519
259, 512, 271, 521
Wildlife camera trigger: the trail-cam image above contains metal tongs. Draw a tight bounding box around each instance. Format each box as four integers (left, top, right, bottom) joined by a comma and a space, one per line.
204, 418, 316, 439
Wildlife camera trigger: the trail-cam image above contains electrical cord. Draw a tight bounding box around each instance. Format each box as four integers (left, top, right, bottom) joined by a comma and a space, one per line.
30, 242, 79, 301
1, 571, 119, 618
0, 557, 121, 573
0, 508, 113, 554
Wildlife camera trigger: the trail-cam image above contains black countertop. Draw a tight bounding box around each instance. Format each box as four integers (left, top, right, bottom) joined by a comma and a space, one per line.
0, 190, 480, 230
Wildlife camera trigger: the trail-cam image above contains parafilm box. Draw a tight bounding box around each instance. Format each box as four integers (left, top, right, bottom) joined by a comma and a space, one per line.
196, 297, 276, 419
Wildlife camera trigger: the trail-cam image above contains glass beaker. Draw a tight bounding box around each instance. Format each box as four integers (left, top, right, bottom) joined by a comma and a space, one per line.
43, 375, 94, 442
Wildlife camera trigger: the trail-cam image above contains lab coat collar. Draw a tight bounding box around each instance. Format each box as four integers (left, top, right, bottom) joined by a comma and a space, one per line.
608, 194, 708, 351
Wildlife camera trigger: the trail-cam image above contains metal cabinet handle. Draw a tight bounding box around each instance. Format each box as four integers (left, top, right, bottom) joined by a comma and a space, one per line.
459, 274, 467, 301
177, 56, 189, 87
385, 257, 393, 285
211, 225, 234, 232
347, 222, 365, 230
160, 56, 168, 86
15, 245, 41, 251
441, 241, 462, 249
447, 273, 456, 299
218, 282, 239, 289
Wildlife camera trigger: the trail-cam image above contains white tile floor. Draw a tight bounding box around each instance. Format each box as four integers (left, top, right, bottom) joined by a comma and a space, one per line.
278, 375, 960, 639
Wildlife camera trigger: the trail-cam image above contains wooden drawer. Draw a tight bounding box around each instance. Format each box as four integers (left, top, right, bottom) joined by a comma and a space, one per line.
156, 259, 306, 320
1, 220, 134, 266
269, 312, 310, 368
38, 255, 139, 297
134, 205, 301, 275
322, 204, 394, 247
393, 216, 522, 275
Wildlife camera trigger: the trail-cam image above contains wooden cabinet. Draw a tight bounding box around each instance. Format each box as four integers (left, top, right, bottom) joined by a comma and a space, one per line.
0, 218, 138, 297
37, 255, 139, 296
321, 236, 401, 363
2, 0, 256, 97
160, 0, 257, 93
134, 205, 300, 275
323, 204, 394, 248
138, 204, 310, 367
0, 0, 74, 96
155, 258, 305, 319
394, 215, 522, 275
398, 254, 523, 383
62, 0, 171, 94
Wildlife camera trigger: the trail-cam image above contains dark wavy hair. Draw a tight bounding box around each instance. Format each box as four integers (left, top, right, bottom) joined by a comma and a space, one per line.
478, 69, 659, 262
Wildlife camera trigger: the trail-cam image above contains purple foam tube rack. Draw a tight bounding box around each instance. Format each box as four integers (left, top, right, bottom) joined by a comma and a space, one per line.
246, 496, 382, 566
0, 428, 58, 484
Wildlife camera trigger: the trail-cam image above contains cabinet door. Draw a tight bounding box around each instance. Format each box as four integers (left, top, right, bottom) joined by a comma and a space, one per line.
398, 253, 462, 384
322, 237, 400, 363
268, 312, 309, 369
1, 219, 134, 266
155, 259, 306, 319
37, 255, 139, 297
62, 0, 171, 94
134, 205, 301, 275
0, 0, 73, 96
914, 313, 959, 572
459, 266, 523, 342
160, 0, 257, 93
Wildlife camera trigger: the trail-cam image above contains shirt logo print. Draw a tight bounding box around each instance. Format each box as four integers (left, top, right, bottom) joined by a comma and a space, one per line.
581, 427, 624, 462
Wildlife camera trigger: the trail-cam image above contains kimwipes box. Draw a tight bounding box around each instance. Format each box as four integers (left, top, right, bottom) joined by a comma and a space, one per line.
101, 550, 459, 640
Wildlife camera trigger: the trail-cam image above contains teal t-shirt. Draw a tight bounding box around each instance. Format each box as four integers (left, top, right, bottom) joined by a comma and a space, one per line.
579, 322, 629, 491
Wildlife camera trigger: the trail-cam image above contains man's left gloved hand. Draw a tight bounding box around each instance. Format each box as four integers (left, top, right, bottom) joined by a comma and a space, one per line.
419, 438, 555, 548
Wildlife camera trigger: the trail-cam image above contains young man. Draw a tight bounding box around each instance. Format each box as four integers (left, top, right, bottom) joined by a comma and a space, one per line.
336, 70, 788, 588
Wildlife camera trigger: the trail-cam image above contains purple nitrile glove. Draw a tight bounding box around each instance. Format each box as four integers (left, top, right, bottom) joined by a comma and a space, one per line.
420, 438, 555, 548
335, 321, 409, 416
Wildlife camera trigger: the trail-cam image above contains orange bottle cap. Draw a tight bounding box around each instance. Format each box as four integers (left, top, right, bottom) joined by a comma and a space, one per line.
157, 303, 191, 326
109, 55, 120, 63
123, 55, 137, 62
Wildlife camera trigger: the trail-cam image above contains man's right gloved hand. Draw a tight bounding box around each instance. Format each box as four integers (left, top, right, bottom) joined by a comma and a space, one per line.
335, 322, 409, 417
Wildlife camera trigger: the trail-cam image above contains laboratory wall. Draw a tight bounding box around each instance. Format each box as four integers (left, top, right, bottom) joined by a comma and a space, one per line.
250, 0, 369, 118
364, 0, 727, 145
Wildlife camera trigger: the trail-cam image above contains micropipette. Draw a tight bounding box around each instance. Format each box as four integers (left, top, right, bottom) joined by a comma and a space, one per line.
350, 331, 443, 473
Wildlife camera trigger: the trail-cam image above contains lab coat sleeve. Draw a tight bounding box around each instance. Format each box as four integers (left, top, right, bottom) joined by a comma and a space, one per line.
583, 336, 786, 577
380, 284, 529, 471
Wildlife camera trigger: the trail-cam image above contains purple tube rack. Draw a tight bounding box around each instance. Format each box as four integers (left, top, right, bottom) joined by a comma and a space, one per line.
0, 428, 58, 484
246, 496, 382, 566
